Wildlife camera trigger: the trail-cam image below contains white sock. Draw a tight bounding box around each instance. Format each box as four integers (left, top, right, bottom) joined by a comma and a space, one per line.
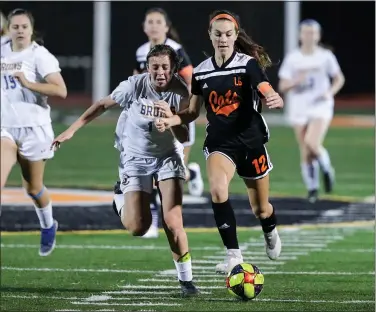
34, 202, 54, 229
174, 253, 193, 282
150, 203, 159, 228
317, 147, 332, 173
114, 194, 125, 215
227, 248, 243, 259
311, 159, 320, 190
301, 163, 315, 191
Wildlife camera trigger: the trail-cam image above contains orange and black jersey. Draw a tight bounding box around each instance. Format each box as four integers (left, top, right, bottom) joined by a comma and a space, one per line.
191, 51, 270, 149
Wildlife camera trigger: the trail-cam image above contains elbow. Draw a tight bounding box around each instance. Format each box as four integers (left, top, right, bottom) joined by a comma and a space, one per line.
58, 87, 67, 99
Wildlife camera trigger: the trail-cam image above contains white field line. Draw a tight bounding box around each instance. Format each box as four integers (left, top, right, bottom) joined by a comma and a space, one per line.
210, 298, 374, 304
277, 235, 345, 240
1, 267, 156, 274
84, 295, 190, 302
71, 302, 181, 307
0, 243, 222, 251
203, 255, 297, 261
240, 251, 310, 255
243, 242, 327, 247
157, 269, 374, 277
315, 249, 375, 253
3, 295, 80, 300
139, 278, 225, 283
103, 290, 212, 295
118, 284, 222, 290
193, 260, 286, 265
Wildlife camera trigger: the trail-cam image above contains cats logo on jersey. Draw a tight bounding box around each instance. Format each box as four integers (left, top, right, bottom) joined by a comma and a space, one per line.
208, 89, 240, 117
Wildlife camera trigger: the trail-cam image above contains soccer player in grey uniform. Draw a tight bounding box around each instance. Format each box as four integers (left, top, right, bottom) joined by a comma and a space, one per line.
52, 44, 199, 297
112, 7, 204, 239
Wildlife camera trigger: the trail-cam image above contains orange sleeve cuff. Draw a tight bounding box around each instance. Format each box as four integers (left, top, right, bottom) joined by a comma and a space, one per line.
257, 82, 274, 96
178, 65, 193, 84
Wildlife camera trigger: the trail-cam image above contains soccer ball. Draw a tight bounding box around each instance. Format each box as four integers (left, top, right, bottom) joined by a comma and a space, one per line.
226, 263, 264, 301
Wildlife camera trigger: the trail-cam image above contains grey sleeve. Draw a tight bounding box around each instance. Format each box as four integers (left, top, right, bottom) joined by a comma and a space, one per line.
110, 77, 135, 108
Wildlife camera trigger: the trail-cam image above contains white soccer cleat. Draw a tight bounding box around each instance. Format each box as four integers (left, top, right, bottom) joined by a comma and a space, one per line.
215, 249, 243, 275
142, 225, 159, 238
264, 228, 282, 260
187, 163, 204, 197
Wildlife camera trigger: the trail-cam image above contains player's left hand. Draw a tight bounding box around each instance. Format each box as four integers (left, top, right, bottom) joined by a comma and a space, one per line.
13, 72, 30, 88
153, 100, 174, 118
265, 92, 284, 109
155, 118, 167, 132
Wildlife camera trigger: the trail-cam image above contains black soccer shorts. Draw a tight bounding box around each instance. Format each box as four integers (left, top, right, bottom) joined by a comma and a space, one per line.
203, 144, 273, 180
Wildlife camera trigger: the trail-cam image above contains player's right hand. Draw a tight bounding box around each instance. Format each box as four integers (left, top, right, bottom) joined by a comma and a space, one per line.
51, 129, 75, 151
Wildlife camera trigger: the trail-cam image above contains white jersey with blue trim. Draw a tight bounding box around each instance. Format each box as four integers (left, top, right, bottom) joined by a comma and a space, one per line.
1, 41, 61, 127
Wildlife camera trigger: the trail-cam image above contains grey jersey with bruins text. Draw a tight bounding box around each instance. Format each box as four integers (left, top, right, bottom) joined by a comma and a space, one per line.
111, 73, 188, 158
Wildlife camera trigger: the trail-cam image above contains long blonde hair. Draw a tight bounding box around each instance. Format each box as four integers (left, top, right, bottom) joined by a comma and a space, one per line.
0, 11, 8, 36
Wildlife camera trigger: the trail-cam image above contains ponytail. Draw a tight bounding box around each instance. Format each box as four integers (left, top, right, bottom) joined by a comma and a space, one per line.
235, 28, 272, 69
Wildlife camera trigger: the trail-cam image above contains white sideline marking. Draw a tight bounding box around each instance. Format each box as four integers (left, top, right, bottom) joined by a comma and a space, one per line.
193, 260, 285, 265
240, 251, 309, 256
278, 235, 345, 240
119, 284, 222, 289
103, 290, 175, 295
158, 269, 374, 277
103, 290, 211, 295
84, 295, 112, 302
263, 271, 375, 276
203, 255, 297, 261
3, 295, 80, 300
85, 295, 192, 302
0, 243, 222, 251
72, 302, 181, 307
1, 267, 155, 274
243, 242, 327, 247
210, 298, 374, 304
139, 278, 225, 283
317, 249, 375, 253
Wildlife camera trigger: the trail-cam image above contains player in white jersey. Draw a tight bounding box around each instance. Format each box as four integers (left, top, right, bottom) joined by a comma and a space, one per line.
112, 7, 204, 239
52, 45, 199, 297
1, 9, 67, 256
278, 19, 345, 203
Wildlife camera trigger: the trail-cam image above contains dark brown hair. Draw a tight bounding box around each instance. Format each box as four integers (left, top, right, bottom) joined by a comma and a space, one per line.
209, 10, 272, 69
146, 44, 181, 73
144, 7, 181, 44
7, 8, 44, 45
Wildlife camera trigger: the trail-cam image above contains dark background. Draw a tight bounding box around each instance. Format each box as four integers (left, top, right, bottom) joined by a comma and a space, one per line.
1, 1, 375, 96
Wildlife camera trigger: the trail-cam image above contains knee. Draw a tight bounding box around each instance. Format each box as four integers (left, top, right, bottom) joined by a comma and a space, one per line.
25, 185, 45, 198
209, 180, 229, 203
304, 138, 320, 156
123, 216, 151, 237
251, 201, 273, 219
163, 208, 184, 235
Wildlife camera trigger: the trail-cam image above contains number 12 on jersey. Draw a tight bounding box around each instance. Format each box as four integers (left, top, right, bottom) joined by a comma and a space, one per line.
3, 75, 17, 90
